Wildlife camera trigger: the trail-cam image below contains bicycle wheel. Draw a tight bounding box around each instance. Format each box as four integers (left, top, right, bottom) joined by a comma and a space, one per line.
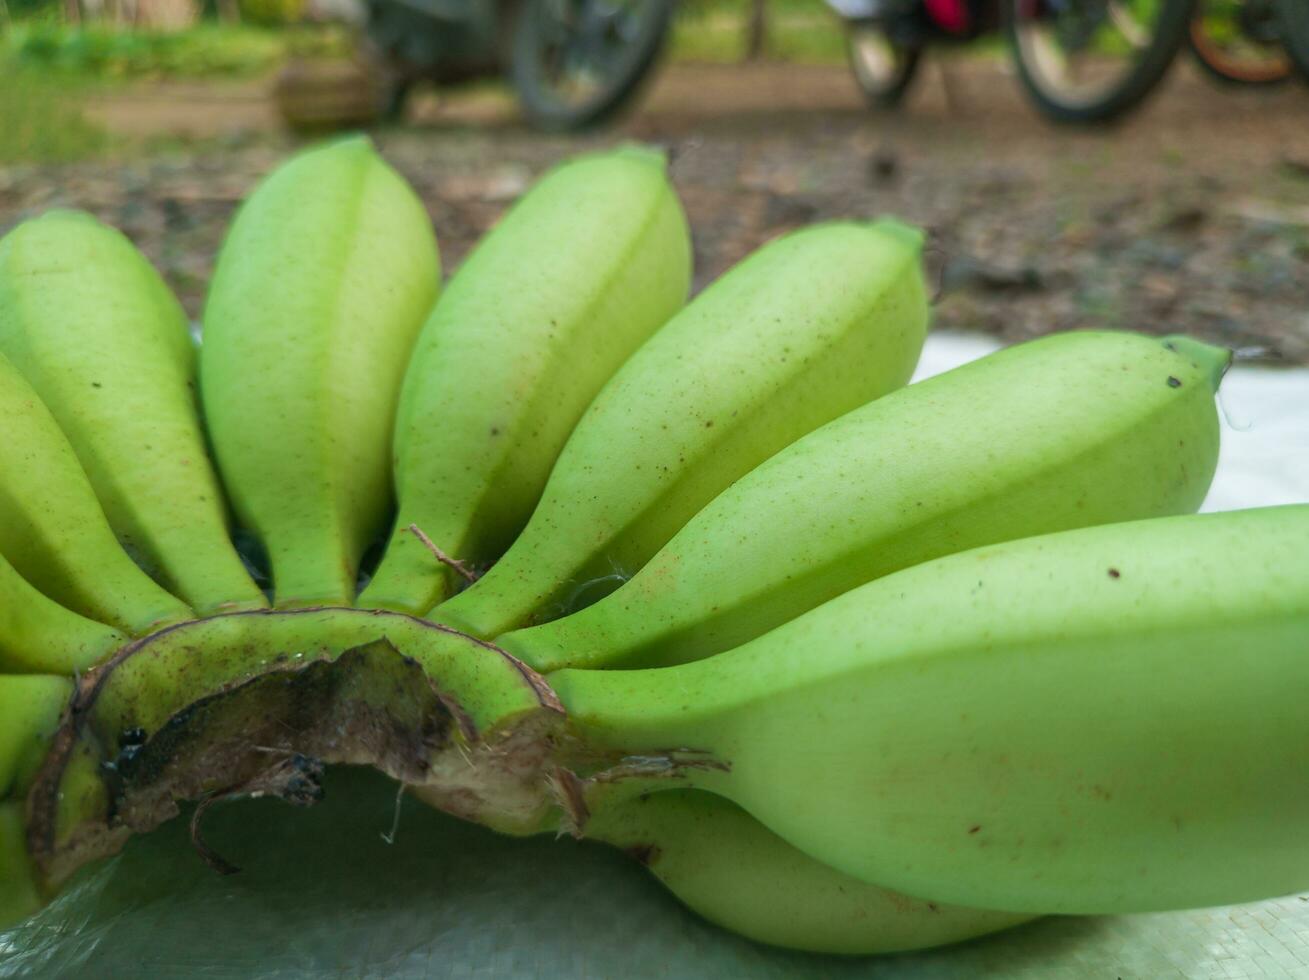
509, 0, 676, 131
846, 22, 923, 108
1004, 0, 1197, 122
1275, 0, 1309, 78
1188, 0, 1293, 84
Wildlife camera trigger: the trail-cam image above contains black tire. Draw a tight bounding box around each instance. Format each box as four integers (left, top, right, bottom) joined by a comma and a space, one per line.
1187, 0, 1292, 85
378, 77, 412, 121
354, 36, 413, 122
1275, 0, 1309, 79
509, 0, 676, 131
357, 0, 431, 122
1004, 0, 1197, 122
845, 23, 922, 108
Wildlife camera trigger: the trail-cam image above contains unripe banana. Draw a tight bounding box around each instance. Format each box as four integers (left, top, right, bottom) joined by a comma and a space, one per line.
0, 675, 72, 799
501, 331, 1227, 671
0, 552, 125, 675
359, 146, 692, 616
0, 211, 265, 615
584, 788, 1030, 954
436, 220, 928, 639
201, 136, 441, 607
0, 352, 192, 634
552, 505, 1309, 916
1, 676, 74, 928
0, 802, 42, 928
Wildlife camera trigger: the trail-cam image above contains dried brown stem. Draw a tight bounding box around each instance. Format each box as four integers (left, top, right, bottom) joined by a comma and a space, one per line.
406, 523, 477, 583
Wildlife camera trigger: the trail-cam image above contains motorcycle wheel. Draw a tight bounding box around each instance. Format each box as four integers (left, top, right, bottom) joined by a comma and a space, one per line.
509, 0, 676, 131
846, 22, 923, 108
1004, 0, 1197, 122
1187, 0, 1293, 85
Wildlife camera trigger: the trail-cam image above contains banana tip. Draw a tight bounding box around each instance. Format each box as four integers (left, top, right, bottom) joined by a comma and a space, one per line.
613, 142, 672, 172
322, 132, 376, 155
871, 217, 927, 253
1162, 335, 1233, 392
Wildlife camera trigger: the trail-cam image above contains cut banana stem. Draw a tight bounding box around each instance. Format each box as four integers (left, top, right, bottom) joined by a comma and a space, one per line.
552, 506, 1309, 916
0, 352, 193, 634
0, 553, 125, 674
202, 136, 441, 608
0, 674, 73, 799
25, 607, 566, 889
436, 220, 929, 639
501, 331, 1228, 671
584, 788, 1032, 955
360, 145, 692, 616
0, 211, 266, 616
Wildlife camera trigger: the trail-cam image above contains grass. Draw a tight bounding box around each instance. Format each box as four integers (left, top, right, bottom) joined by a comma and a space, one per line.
1, 21, 350, 81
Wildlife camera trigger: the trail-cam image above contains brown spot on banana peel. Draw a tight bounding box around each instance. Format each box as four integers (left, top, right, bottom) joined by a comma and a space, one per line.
25, 607, 565, 888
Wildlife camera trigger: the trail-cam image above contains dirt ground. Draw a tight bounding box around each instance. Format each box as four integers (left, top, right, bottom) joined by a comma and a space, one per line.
2, 55, 1308, 362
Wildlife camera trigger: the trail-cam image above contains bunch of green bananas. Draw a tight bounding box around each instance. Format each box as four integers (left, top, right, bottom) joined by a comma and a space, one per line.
0, 136, 1305, 959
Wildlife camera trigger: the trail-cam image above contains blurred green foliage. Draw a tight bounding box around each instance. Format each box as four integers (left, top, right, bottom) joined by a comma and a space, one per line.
672, 0, 846, 63
0, 70, 108, 163
239, 0, 308, 27
0, 23, 350, 79
2, 0, 59, 17
0, 1, 846, 86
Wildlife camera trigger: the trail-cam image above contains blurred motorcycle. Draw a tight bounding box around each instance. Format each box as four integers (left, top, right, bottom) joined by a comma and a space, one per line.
832, 0, 1199, 122
280, 0, 675, 131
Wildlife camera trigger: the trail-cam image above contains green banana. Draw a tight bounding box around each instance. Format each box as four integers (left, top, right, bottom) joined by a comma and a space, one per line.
0, 801, 42, 927
359, 145, 692, 616
0, 551, 125, 674
0, 351, 191, 634
584, 787, 1031, 955
436, 220, 929, 640
201, 136, 441, 608
0, 675, 72, 799
551, 505, 1309, 916
1, 675, 75, 926
0, 211, 265, 616
499, 331, 1227, 671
